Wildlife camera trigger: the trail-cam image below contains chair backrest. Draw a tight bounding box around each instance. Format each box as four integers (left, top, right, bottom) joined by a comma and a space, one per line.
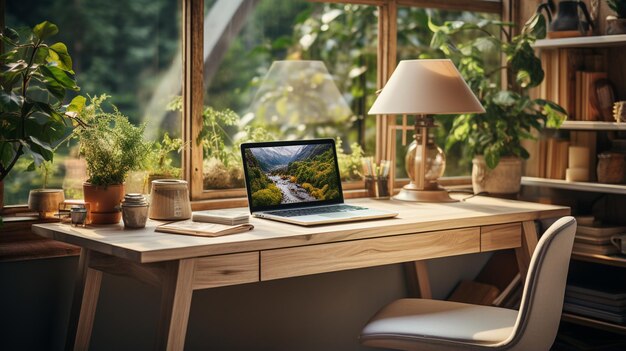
502, 216, 576, 350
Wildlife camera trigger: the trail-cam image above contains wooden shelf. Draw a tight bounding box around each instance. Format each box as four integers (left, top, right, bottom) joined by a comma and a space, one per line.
534, 34, 626, 49
562, 312, 626, 335
572, 252, 626, 268
556, 120, 626, 131
521, 177, 626, 195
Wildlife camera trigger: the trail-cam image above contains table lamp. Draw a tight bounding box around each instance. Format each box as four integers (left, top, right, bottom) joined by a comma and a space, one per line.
369, 59, 485, 202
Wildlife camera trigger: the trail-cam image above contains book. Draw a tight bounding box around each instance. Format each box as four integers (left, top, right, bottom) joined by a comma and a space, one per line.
192, 209, 250, 225
573, 242, 618, 255
577, 224, 626, 238
156, 220, 254, 237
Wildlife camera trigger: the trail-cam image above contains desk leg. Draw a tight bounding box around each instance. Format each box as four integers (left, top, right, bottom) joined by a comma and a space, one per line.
515, 221, 539, 281
155, 259, 195, 351
66, 249, 103, 351
403, 261, 432, 299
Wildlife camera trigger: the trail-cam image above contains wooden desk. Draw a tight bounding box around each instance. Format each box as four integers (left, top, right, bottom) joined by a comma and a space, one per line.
32, 196, 569, 350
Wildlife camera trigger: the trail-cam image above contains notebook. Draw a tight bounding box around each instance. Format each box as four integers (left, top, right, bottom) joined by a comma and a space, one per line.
240, 139, 398, 226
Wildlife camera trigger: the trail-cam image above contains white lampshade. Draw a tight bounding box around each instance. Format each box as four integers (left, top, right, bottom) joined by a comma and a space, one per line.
368, 59, 485, 115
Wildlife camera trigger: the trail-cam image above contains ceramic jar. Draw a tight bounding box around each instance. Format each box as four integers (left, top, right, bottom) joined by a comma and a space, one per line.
597, 153, 625, 184
148, 179, 192, 220
121, 193, 149, 228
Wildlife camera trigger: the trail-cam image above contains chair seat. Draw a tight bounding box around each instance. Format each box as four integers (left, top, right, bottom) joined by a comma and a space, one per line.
361, 298, 518, 350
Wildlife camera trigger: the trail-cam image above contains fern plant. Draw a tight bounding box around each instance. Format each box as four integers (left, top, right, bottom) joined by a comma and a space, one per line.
75, 95, 152, 186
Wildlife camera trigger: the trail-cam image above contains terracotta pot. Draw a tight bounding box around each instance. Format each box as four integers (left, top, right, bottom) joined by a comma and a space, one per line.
83, 182, 124, 224
28, 189, 65, 219
472, 156, 522, 195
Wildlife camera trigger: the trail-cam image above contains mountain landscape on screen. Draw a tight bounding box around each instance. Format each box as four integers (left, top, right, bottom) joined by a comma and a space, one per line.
244, 144, 341, 207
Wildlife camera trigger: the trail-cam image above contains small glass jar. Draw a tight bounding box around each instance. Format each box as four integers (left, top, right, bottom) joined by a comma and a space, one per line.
70, 206, 88, 227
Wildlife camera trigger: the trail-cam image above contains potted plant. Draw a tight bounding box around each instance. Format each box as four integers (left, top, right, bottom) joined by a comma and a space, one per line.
75, 95, 151, 224
607, 0, 626, 34
429, 14, 566, 194
27, 161, 65, 218
0, 21, 83, 210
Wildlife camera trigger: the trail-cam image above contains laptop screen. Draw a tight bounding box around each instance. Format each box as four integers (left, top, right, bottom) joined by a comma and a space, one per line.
241, 139, 344, 213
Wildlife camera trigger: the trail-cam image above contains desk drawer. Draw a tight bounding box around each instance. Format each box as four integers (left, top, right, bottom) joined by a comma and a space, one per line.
192, 252, 259, 290
481, 223, 521, 252
260, 227, 480, 281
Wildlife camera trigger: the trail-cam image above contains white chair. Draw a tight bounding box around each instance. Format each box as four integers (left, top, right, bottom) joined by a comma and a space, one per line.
360, 216, 576, 351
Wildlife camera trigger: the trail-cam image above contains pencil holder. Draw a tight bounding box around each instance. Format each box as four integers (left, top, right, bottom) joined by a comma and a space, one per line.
365, 176, 390, 199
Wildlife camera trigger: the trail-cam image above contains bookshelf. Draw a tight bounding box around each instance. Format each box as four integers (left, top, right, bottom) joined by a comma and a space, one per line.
558, 121, 626, 131
523, 31, 626, 336
561, 313, 626, 335
521, 177, 626, 195
572, 251, 626, 268
533, 34, 626, 49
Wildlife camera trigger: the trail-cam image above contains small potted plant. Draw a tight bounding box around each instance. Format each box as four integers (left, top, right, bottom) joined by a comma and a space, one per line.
429, 14, 566, 194
75, 95, 152, 224
27, 161, 65, 218
0, 21, 83, 210
607, 0, 626, 34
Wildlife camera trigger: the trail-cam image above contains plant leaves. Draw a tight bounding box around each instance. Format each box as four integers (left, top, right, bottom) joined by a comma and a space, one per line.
40, 65, 78, 91
1, 27, 19, 45
49, 42, 73, 71
66, 95, 86, 114
0, 91, 23, 112
32, 21, 59, 41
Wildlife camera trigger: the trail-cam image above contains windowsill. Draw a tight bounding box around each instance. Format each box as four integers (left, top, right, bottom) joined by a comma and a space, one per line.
0, 214, 80, 263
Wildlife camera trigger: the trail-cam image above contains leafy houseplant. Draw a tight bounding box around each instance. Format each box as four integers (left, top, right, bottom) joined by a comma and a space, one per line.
429, 14, 566, 194
0, 21, 83, 209
607, 0, 626, 34
75, 95, 151, 224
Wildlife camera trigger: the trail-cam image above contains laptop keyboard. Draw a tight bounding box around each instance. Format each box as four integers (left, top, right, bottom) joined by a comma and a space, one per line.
265, 205, 367, 217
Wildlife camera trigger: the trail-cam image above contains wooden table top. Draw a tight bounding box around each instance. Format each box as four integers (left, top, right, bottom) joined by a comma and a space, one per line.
32, 196, 570, 263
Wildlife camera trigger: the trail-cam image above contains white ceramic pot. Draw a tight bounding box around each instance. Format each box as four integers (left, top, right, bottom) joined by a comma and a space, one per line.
472, 156, 522, 195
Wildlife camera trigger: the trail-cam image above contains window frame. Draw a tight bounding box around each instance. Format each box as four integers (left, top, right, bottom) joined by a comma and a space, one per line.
181, 0, 508, 209
0, 0, 510, 211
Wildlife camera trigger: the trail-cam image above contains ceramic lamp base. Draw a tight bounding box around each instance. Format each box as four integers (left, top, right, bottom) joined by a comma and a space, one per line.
393, 185, 457, 202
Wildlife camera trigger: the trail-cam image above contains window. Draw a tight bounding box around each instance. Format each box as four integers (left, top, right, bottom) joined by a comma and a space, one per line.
194, 1, 378, 200
4, 0, 182, 205
2, 0, 509, 208
393, 5, 501, 179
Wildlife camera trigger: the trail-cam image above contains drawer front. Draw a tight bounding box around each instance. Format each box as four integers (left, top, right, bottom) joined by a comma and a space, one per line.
481, 222, 522, 252
193, 252, 259, 290
260, 227, 480, 281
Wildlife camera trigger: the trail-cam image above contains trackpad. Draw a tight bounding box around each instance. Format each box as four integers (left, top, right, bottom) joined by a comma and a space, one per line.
317, 213, 353, 218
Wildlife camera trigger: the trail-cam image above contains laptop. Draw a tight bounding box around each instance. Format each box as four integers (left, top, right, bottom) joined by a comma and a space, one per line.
241, 139, 398, 226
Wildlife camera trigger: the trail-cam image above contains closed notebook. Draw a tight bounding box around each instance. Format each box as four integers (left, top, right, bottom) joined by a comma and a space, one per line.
156, 220, 253, 237
192, 209, 250, 225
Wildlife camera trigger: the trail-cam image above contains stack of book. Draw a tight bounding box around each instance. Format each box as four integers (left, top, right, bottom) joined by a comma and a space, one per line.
572, 224, 626, 255
564, 269, 626, 325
